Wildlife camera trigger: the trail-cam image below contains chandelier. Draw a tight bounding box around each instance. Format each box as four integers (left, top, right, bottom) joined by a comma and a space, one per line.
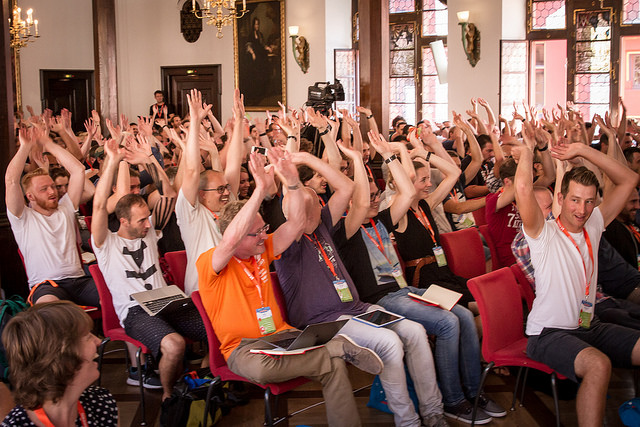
192, 0, 248, 39
9, 4, 39, 49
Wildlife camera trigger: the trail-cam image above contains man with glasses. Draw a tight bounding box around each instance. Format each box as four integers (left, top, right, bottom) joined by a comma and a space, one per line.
176, 89, 246, 294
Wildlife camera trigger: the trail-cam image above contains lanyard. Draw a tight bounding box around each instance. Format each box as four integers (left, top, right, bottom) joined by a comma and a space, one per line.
365, 164, 374, 180
410, 206, 436, 243
304, 233, 339, 279
360, 220, 392, 265
318, 195, 326, 207
33, 402, 88, 427
626, 224, 640, 243
556, 218, 595, 298
235, 256, 269, 306
450, 187, 458, 200
205, 206, 219, 220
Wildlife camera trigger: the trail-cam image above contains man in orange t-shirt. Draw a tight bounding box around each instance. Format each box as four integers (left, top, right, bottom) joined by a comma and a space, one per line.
196, 150, 383, 427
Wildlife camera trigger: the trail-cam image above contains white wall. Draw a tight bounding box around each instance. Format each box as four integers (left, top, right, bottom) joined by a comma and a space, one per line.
502, 0, 526, 40
20, 0, 94, 113
447, 0, 503, 119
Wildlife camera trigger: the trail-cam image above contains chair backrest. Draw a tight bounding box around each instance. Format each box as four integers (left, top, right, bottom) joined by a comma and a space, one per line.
84, 216, 92, 233
164, 250, 187, 292
510, 264, 536, 311
191, 290, 230, 373
471, 204, 487, 226
270, 272, 289, 324
467, 268, 525, 361
88, 264, 122, 333
440, 227, 485, 279
478, 224, 501, 271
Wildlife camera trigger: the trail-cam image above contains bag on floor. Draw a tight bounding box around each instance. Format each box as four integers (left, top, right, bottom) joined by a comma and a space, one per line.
367, 367, 419, 415
0, 296, 27, 383
620, 398, 640, 426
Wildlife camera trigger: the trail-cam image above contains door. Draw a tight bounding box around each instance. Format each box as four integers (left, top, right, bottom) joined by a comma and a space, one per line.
40, 70, 94, 132
161, 65, 222, 122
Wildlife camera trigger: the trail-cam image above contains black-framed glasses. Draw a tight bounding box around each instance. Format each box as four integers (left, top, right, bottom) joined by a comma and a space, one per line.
370, 190, 382, 202
201, 184, 232, 194
247, 224, 269, 237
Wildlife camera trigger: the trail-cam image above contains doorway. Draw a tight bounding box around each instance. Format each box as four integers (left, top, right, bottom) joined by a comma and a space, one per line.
161, 65, 221, 121
40, 70, 94, 133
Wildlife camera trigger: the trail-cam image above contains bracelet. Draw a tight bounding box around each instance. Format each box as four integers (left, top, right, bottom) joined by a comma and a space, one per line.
287, 182, 301, 190
366, 114, 374, 120
259, 132, 267, 137
318, 124, 332, 136
287, 135, 297, 140
148, 153, 155, 158
383, 154, 398, 165
538, 144, 549, 152
426, 151, 432, 162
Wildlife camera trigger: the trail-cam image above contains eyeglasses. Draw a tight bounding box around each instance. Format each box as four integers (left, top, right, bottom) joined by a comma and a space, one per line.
370, 190, 382, 202
247, 224, 269, 237
201, 184, 232, 194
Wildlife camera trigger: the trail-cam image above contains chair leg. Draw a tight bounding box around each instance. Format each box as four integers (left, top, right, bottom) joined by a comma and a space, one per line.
136, 347, 146, 426
97, 337, 110, 387
550, 372, 560, 427
472, 361, 494, 427
519, 367, 530, 407
264, 387, 274, 427
511, 367, 524, 411
202, 376, 221, 427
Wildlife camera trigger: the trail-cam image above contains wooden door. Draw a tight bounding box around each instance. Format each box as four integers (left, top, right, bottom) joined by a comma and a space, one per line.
40, 70, 94, 132
161, 65, 221, 121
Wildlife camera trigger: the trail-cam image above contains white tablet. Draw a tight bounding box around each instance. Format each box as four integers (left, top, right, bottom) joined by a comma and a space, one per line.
353, 309, 405, 328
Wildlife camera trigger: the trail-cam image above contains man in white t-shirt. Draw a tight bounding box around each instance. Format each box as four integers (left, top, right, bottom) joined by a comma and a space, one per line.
92, 140, 206, 401
175, 89, 245, 295
515, 142, 640, 427
5, 127, 98, 306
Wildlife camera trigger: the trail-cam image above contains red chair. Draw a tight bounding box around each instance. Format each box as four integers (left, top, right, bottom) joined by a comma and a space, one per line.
89, 264, 151, 426
467, 268, 563, 427
478, 224, 501, 271
440, 228, 486, 279
471, 205, 487, 226
510, 264, 536, 311
191, 290, 309, 427
164, 250, 187, 292
270, 272, 290, 324
84, 215, 92, 233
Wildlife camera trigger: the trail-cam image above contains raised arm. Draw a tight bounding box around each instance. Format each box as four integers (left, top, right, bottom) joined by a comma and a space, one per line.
182, 89, 212, 206
5, 128, 37, 217
454, 112, 482, 183
92, 140, 125, 248
224, 89, 245, 197
342, 140, 371, 239
514, 145, 545, 238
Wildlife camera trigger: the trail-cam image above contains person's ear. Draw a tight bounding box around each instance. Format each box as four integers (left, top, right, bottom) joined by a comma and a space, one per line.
557, 192, 564, 205
25, 191, 35, 202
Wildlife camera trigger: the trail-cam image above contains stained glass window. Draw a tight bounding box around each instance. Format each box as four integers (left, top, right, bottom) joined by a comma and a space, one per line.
390, 24, 415, 50
623, 0, 640, 25
334, 49, 358, 116
531, 1, 565, 30
391, 51, 415, 76
390, 0, 414, 14
422, 0, 447, 36
500, 41, 528, 114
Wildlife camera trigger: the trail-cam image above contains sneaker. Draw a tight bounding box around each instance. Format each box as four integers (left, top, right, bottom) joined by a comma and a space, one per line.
444, 400, 491, 425
422, 413, 450, 427
127, 367, 163, 389
329, 334, 384, 375
475, 393, 507, 417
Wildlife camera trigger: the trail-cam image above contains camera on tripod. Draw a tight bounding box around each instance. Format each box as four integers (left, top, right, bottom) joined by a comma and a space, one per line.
306, 80, 345, 115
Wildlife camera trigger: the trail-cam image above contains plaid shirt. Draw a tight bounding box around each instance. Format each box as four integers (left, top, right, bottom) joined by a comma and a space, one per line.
510, 214, 609, 302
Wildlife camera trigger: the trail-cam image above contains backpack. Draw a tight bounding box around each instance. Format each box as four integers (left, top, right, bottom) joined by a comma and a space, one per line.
0, 295, 28, 383
620, 398, 640, 427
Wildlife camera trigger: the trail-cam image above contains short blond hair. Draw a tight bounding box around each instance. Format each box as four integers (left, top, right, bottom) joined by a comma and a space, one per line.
20, 168, 49, 193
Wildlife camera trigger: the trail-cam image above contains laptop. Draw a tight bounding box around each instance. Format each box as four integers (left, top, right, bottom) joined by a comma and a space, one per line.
131, 285, 193, 316
256, 319, 349, 352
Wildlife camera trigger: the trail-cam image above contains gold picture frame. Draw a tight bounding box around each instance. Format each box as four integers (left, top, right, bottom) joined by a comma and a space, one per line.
234, 0, 286, 111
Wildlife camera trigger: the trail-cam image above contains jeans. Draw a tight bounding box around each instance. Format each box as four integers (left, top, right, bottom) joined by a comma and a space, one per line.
339, 305, 443, 427
377, 286, 481, 407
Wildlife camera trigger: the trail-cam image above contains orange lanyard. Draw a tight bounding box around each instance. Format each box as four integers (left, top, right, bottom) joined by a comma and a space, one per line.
318, 195, 326, 207
365, 164, 374, 181
450, 187, 458, 200
626, 224, 640, 243
556, 218, 594, 297
34, 402, 88, 427
410, 206, 436, 243
205, 206, 219, 220
304, 233, 339, 279
235, 256, 269, 306
360, 220, 392, 265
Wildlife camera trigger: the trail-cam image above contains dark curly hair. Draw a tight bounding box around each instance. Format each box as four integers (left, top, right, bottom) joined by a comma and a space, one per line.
2, 301, 93, 409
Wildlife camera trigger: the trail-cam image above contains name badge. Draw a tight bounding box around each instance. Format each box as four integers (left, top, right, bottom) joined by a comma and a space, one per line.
433, 246, 447, 267
256, 307, 276, 335
578, 300, 593, 329
392, 267, 408, 288
333, 280, 353, 302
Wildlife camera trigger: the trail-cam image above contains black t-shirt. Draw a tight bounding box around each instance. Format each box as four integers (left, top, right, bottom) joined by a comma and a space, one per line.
603, 219, 639, 269
334, 210, 401, 304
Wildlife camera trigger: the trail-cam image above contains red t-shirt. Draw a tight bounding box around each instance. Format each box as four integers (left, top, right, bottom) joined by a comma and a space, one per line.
485, 192, 520, 267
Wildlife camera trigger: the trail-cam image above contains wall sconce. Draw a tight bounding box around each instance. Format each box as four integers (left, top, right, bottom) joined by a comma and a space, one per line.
289, 25, 309, 73
457, 11, 480, 67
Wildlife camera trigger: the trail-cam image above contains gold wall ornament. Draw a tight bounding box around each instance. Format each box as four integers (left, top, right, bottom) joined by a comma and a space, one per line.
289, 26, 309, 73
457, 11, 480, 67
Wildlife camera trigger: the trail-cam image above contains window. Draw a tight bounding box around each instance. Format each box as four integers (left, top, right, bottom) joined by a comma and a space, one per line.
334, 49, 359, 117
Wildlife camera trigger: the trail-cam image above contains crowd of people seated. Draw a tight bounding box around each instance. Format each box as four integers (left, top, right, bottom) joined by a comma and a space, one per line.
3, 87, 640, 427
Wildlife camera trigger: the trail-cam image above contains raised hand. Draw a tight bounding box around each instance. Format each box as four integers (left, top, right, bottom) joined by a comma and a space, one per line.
187, 88, 212, 122
367, 130, 393, 156
137, 116, 154, 136
356, 106, 373, 117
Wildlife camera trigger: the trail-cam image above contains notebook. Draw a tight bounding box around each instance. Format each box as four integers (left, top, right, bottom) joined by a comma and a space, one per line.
408, 285, 463, 311
251, 319, 349, 355
131, 285, 193, 316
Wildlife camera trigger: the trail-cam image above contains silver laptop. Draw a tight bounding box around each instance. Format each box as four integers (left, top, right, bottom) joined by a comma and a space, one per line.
259, 319, 349, 351
131, 285, 193, 316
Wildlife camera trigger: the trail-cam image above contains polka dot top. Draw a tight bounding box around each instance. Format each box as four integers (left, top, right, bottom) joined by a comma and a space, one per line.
1, 386, 118, 426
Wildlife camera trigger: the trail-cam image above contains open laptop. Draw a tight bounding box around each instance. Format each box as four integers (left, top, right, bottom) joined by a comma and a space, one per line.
131, 285, 193, 316
258, 319, 349, 352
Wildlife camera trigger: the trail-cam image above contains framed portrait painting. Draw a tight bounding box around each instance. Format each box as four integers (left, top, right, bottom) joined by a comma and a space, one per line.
234, 0, 286, 111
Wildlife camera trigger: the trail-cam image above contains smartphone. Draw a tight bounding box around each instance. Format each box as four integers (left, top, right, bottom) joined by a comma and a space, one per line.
251, 146, 268, 156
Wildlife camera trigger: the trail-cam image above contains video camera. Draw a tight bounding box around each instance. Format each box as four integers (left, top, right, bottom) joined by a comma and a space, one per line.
306, 80, 345, 115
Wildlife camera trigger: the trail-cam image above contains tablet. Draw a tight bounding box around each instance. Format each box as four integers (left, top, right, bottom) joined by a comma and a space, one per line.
353, 309, 405, 328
